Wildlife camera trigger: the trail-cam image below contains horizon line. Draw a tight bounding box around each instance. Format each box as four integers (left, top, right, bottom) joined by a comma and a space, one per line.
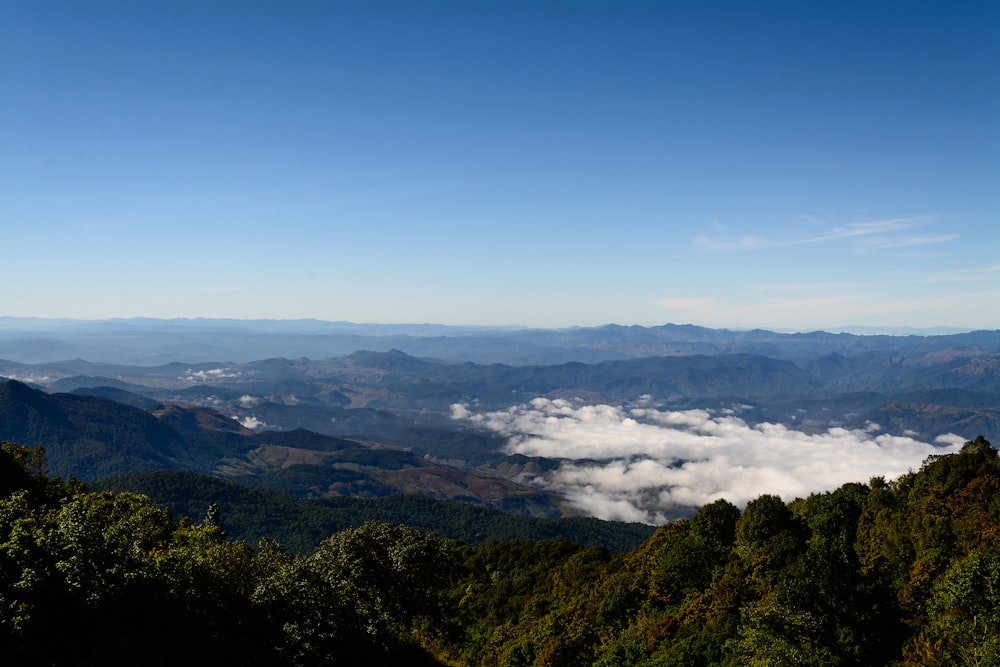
0, 315, 987, 337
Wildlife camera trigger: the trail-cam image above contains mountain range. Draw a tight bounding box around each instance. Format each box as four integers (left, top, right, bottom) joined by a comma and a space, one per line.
1, 319, 997, 546
2, 316, 996, 364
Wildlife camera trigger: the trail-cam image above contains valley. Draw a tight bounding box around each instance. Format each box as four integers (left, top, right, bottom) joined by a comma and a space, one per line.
1, 321, 997, 535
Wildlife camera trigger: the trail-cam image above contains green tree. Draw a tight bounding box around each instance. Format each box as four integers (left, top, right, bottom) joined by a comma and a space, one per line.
261, 521, 461, 664
906, 543, 1000, 666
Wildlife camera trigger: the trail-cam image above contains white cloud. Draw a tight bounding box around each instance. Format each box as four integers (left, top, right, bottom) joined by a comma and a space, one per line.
238, 394, 260, 408
181, 367, 242, 383
235, 415, 267, 430
450, 404, 473, 420
5, 374, 50, 383
857, 234, 957, 251
694, 216, 927, 252
453, 398, 964, 524
935, 433, 968, 447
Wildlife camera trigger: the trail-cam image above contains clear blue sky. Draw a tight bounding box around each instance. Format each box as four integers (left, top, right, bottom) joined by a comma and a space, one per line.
2, 0, 997, 330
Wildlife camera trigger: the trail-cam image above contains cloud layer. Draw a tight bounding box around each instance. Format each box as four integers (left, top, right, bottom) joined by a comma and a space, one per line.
452, 398, 964, 524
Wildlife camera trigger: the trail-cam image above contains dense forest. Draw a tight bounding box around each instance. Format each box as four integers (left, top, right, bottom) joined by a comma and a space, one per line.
2, 437, 998, 666
96, 470, 656, 553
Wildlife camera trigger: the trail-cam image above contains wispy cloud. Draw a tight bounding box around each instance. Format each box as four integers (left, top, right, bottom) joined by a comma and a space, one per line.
925, 264, 1000, 283
453, 398, 963, 524
694, 216, 930, 252
692, 234, 774, 251
857, 234, 957, 251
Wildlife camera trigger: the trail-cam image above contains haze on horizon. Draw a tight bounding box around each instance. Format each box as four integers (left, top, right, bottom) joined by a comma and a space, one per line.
2, 1, 997, 331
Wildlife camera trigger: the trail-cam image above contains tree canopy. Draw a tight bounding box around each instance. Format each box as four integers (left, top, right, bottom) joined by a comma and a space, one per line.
2, 437, 998, 665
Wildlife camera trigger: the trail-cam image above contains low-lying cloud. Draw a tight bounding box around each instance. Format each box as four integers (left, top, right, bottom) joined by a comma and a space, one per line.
451, 398, 964, 524
181, 367, 242, 383
235, 415, 267, 430
238, 394, 260, 408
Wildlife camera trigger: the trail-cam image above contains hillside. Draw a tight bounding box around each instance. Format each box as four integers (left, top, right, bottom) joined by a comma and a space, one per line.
2, 327, 998, 526
0, 380, 567, 516
96, 470, 654, 553
0, 379, 190, 478
1, 437, 996, 665
5, 343, 998, 448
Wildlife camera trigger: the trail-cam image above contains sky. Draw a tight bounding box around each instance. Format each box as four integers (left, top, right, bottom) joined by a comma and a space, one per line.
452, 397, 966, 523
2, 0, 998, 331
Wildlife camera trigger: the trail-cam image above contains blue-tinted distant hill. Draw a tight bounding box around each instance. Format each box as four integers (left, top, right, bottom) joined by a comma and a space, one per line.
0, 317, 996, 365
2, 318, 997, 451
0, 380, 569, 514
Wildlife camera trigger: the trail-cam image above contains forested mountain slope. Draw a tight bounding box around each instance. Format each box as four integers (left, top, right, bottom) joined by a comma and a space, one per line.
0, 380, 562, 515
1, 437, 997, 666
96, 470, 654, 553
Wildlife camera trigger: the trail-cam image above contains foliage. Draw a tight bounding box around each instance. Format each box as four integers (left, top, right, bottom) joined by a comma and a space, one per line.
2, 436, 999, 665
98, 470, 655, 553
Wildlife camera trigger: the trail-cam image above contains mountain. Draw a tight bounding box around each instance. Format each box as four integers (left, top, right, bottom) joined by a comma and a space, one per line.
3, 434, 997, 666
2, 322, 997, 529
151, 402, 255, 435
1, 317, 996, 365
864, 401, 1000, 444
69, 385, 161, 409
0, 379, 189, 479
4, 329, 998, 447
0, 380, 567, 515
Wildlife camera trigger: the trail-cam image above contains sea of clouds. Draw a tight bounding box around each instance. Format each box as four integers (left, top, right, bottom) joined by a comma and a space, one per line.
451, 397, 965, 524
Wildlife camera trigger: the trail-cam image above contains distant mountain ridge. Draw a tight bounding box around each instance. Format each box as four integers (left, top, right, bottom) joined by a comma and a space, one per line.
0, 317, 996, 365
3, 334, 999, 446
1, 322, 997, 531
2, 322, 999, 555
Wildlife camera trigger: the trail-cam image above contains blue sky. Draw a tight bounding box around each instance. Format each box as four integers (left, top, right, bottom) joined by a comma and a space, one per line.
2, 0, 997, 330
